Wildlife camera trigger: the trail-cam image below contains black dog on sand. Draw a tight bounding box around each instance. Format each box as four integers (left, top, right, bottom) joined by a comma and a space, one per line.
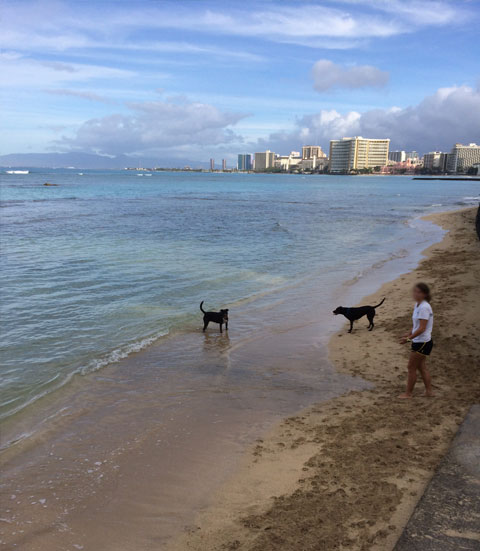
200, 301, 229, 333
333, 298, 385, 333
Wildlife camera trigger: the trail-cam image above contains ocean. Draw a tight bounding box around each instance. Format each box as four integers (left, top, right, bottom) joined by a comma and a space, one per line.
0, 170, 478, 443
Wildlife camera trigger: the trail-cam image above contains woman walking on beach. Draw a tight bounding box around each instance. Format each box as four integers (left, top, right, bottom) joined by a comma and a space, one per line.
399, 283, 434, 398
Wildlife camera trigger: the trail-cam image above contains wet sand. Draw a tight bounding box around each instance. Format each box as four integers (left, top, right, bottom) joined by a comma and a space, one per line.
0, 266, 367, 550
169, 207, 480, 550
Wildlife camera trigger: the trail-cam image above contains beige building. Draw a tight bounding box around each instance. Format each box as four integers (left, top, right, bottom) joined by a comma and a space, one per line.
423, 151, 448, 172
302, 145, 326, 160
300, 157, 328, 171
329, 137, 390, 173
254, 150, 275, 171
446, 143, 480, 173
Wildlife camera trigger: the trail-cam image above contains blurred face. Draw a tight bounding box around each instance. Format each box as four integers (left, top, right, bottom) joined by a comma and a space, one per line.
413, 286, 425, 303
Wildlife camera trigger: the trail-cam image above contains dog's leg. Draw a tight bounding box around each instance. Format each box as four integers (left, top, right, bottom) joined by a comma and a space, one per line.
348, 320, 354, 333
225, 322, 228, 330
219, 323, 223, 333
367, 311, 375, 331
203, 320, 209, 332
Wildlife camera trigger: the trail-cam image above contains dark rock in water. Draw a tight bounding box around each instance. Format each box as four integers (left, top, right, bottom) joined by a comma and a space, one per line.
44, 182, 58, 186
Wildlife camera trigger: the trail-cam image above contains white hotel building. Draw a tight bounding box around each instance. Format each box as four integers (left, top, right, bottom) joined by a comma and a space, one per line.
446, 143, 480, 173
329, 137, 390, 173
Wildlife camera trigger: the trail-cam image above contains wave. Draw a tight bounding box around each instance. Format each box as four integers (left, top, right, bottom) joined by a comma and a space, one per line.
1, 330, 170, 427
79, 331, 169, 376
457, 196, 480, 206
342, 248, 409, 286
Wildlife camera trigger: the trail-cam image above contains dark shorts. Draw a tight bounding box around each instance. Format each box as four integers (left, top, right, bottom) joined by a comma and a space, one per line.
412, 339, 433, 356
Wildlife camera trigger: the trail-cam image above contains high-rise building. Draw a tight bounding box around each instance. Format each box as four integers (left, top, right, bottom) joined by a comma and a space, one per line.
389, 150, 406, 163
423, 151, 448, 172
210, 158, 215, 171
329, 137, 390, 173
237, 154, 252, 171
302, 145, 326, 160
222, 159, 227, 171
389, 151, 419, 163
446, 143, 480, 173
254, 150, 275, 172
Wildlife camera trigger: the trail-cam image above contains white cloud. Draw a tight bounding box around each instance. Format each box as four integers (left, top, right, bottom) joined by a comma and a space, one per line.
254, 85, 480, 154
0, 52, 133, 88
51, 84, 480, 159
361, 0, 462, 25
312, 59, 389, 91
44, 88, 114, 103
106, 1, 469, 46
0, 0, 469, 55
110, 41, 265, 62
58, 97, 248, 156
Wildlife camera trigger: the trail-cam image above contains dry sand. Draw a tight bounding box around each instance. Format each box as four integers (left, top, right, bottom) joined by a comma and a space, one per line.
169, 207, 480, 551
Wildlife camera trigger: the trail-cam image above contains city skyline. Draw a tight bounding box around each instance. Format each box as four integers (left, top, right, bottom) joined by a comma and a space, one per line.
2, 0, 480, 167
172, 139, 480, 174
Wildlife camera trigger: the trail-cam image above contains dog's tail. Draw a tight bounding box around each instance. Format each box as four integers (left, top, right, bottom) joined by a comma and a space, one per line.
373, 298, 386, 309
200, 301, 206, 313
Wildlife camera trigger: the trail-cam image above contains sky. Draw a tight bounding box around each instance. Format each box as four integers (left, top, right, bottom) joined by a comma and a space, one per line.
1, 0, 480, 165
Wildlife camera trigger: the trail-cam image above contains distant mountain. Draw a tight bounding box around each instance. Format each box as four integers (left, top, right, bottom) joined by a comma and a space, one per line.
0, 152, 208, 170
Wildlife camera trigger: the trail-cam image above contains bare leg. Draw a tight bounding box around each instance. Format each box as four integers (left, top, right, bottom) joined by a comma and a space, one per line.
399, 352, 420, 398
418, 356, 434, 397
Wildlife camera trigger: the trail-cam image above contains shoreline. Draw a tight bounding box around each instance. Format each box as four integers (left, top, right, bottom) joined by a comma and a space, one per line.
168, 206, 480, 550
1, 206, 477, 550
0, 199, 450, 449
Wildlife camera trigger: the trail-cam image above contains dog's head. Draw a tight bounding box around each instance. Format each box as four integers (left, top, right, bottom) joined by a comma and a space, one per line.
220, 309, 229, 321
332, 306, 344, 315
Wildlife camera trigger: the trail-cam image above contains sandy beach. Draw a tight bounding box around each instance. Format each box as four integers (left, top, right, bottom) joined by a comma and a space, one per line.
169, 206, 480, 551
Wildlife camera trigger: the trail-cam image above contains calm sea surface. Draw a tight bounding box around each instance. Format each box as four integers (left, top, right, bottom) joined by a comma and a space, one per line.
1, 171, 478, 427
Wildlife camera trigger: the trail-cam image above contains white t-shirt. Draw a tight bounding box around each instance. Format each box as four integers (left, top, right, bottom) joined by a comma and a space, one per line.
412, 300, 433, 343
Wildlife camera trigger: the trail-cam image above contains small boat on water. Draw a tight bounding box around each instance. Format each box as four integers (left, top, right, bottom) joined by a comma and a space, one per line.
6, 170, 29, 174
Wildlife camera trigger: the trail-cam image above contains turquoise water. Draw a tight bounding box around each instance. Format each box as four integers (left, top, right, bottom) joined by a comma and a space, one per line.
1, 171, 478, 422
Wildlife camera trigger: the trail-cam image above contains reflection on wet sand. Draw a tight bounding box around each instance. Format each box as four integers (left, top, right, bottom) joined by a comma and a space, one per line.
202, 331, 231, 354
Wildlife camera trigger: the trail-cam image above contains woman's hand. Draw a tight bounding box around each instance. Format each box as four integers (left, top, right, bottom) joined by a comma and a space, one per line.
399, 333, 410, 344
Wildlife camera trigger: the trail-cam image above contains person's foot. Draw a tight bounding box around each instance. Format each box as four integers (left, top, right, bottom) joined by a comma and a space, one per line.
398, 393, 412, 399
424, 391, 435, 397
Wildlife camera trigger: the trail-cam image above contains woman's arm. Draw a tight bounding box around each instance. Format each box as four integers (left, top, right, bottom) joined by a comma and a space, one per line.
399, 319, 428, 344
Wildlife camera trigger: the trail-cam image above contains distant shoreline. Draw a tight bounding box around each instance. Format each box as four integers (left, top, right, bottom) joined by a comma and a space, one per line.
4, 167, 479, 179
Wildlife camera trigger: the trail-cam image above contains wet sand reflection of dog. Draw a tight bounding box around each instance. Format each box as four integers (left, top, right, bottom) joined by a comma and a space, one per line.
202, 331, 231, 354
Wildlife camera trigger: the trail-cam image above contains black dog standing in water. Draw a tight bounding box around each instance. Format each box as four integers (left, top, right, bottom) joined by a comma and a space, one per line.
200, 301, 229, 333
333, 298, 385, 333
